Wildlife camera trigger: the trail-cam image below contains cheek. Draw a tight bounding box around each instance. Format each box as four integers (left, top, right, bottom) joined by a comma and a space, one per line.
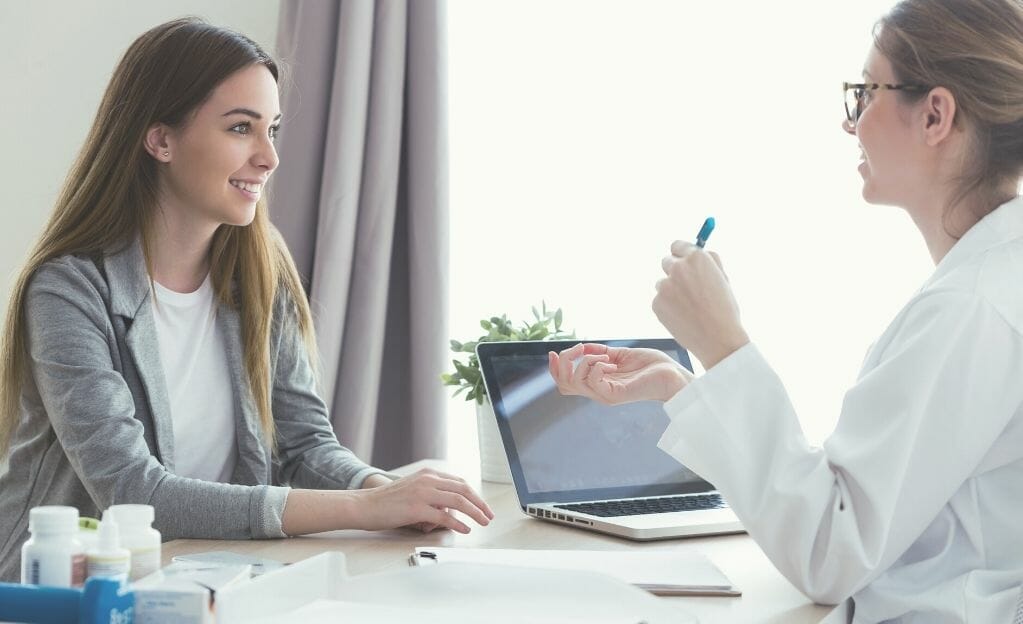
857, 124, 888, 168
181, 136, 244, 181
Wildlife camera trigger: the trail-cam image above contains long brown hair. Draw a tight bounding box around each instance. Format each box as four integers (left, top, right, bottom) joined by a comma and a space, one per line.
876, 0, 1023, 226
0, 17, 316, 456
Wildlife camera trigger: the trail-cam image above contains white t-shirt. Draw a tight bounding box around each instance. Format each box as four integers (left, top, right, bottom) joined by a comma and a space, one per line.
151, 275, 237, 483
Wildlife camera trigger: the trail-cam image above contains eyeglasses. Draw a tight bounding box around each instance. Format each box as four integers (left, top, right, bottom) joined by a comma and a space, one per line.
843, 82, 929, 126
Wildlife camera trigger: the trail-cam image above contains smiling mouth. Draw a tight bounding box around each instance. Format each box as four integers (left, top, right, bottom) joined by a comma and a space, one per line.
229, 180, 263, 193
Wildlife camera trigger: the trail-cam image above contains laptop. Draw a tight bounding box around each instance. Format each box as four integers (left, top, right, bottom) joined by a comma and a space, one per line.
476, 339, 744, 541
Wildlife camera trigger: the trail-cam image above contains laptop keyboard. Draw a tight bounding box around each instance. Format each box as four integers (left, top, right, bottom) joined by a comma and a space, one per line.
554, 494, 726, 517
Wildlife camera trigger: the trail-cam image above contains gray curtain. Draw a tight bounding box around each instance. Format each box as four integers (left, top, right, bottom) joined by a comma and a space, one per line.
270, 0, 448, 469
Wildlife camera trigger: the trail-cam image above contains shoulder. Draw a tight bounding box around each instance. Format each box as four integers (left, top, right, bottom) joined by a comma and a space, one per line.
269, 282, 313, 352
975, 238, 1023, 332
26, 252, 110, 310
22, 252, 115, 342
270, 283, 300, 327
912, 236, 1023, 337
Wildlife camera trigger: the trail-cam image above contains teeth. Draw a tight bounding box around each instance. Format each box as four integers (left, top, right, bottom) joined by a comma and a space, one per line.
230, 180, 262, 193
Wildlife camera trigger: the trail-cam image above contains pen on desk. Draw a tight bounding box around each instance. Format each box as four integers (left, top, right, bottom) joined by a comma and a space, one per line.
695, 217, 715, 248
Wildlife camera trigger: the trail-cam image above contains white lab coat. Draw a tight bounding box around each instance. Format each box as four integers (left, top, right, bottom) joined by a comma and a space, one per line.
659, 196, 1023, 623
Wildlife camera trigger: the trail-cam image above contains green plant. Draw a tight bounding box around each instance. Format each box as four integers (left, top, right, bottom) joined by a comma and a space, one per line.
442, 302, 575, 404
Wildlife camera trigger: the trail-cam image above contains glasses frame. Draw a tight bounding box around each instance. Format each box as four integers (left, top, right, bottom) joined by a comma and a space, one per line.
843, 82, 930, 126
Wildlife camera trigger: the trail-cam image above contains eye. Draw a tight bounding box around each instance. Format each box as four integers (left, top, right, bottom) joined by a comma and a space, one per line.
269, 125, 280, 141
229, 122, 251, 135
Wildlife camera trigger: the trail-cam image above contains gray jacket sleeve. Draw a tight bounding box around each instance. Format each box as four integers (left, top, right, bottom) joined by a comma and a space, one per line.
26, 260, 288, 540
270, 292, 388, 490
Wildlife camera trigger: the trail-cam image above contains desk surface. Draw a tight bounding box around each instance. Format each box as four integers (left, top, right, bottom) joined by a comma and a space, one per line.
163, 460, 832, 624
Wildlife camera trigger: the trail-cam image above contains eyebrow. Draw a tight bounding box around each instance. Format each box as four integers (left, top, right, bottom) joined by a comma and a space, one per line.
222, 108, 283, 122
862, 69, 873, 79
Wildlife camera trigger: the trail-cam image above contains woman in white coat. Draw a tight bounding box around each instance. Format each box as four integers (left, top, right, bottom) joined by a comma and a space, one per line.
549, 0, 1023, 622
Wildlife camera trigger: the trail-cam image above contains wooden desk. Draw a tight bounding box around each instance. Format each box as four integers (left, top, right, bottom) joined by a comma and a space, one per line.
163, 460, 833, 623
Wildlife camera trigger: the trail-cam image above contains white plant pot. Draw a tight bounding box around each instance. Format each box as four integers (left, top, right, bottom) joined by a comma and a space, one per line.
476, 398, 513, 484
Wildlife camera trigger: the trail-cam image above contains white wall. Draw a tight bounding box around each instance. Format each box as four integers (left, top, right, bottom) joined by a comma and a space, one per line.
0, 1, 281, 322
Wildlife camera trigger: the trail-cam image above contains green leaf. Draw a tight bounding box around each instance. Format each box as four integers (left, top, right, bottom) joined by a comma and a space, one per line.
454, 361, 480, 384
446, 303, 571, 408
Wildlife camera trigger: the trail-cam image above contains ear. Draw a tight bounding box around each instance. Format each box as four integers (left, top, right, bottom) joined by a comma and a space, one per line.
143, 123, 174, 162
922, 87, 957, 147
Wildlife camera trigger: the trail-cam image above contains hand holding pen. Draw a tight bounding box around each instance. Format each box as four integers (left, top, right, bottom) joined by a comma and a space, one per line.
695, 217, 715, 248
652, 217, 750, 370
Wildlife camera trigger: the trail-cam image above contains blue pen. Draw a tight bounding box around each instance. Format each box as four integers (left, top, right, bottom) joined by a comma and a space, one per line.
695, 217, 715, 248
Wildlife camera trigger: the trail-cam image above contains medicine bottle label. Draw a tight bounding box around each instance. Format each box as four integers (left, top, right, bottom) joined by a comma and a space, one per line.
129, 546, 161, 581
87, 557, 130, 582
26, 557, 41, 585
71, 553, 86, 586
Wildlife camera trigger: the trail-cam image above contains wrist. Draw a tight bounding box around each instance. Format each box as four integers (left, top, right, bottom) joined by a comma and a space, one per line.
337, 489, 369, 531
281, 489, 366, 535
661, 366, 689, 402
361, 473, 393, 489
701, 331, 750, 370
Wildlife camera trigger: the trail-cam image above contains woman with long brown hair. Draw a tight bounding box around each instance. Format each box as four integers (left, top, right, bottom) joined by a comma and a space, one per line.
0, 17, 492, 582
550, 0, 1023, 621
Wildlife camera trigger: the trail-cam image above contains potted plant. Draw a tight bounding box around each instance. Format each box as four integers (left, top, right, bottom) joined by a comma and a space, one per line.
442, 302, 574, 482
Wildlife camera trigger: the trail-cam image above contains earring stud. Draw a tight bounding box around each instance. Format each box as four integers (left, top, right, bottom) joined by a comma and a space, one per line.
163, 152, 169, 157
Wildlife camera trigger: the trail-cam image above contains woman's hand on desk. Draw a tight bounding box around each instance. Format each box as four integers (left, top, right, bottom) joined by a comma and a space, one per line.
353, 468, 494, 534
280, 469, 494, 536
549, 343, 693, 404
360, 473, 443, 533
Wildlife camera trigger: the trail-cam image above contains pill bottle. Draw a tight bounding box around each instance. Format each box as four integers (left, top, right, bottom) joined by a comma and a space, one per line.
107, 504, 161, 581
20, 506, 86, 587
86, 513, 131, 583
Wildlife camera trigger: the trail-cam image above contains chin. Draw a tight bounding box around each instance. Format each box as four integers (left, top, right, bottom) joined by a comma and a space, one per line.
861, 185, 901, 208
225, 205, 258, 227
859, 173, 882, 205
861, 185, 876, 204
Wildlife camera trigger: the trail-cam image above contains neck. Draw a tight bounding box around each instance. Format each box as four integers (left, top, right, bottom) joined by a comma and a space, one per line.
905, 186, 1012, 266
907, 209, 960, 266
148, 204, 219, 293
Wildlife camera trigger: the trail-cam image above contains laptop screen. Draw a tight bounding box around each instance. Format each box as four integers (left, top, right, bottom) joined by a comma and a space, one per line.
477, 339, 718, 506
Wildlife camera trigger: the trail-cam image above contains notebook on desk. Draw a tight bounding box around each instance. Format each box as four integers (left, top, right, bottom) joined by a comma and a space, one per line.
409, 546, 740, 597
476, 339, 744, 541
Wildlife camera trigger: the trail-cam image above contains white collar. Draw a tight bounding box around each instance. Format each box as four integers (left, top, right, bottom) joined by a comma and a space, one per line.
922, 195, 1023, 290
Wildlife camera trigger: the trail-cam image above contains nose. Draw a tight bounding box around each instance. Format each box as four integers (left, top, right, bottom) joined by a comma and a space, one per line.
253, 135, 279, 173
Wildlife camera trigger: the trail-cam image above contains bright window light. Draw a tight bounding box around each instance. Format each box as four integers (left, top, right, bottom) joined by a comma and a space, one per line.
446, 1, 932, 472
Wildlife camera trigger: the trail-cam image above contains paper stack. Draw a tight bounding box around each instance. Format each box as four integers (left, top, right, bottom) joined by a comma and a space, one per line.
410, 546, 740, 596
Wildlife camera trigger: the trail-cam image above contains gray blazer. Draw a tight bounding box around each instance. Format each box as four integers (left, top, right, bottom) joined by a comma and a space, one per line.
0, 240, 383, 581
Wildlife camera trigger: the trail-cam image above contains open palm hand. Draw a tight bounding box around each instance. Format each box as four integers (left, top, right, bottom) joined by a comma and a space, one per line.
548, 343, 692, 405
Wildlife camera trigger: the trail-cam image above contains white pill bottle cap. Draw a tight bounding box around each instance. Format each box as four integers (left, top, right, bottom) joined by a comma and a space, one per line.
29, 506, 78, 535
107, 504, 154, 528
